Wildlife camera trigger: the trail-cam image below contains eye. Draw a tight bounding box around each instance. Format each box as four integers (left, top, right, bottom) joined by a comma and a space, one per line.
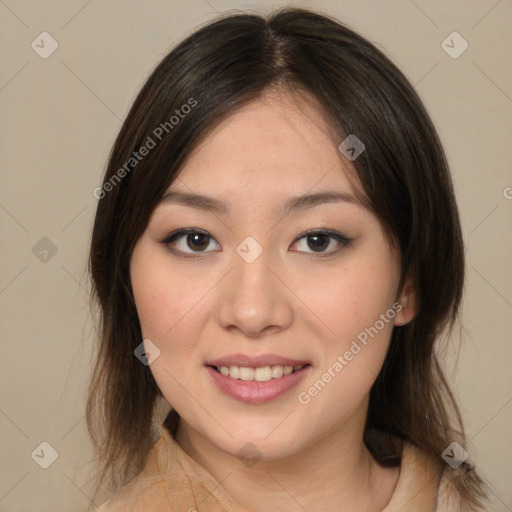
161, 228, 220, 258
290, 229, 352, 256
161, 228, 352, 259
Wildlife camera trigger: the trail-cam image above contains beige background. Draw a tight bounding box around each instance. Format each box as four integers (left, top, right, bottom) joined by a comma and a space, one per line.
0, 0, 511, 511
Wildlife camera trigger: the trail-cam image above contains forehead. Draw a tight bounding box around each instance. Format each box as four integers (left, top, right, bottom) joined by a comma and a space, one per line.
169, 91, 360, 204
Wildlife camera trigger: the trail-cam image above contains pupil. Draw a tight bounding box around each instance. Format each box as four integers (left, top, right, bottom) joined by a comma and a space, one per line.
185, 233, 330, 252
308, 234, 329, 252
188, 233, 209, 251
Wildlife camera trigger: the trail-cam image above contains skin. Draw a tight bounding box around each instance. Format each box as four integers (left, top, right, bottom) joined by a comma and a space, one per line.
130, 89, 417, 512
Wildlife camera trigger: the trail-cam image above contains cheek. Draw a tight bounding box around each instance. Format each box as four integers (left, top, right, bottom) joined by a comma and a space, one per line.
131, 274, 179, 340
130, 246, 206, 354
130, 246, 211, 409
293, 252, 398, 416
295, 266, 396, 427
295, 255, 398, 346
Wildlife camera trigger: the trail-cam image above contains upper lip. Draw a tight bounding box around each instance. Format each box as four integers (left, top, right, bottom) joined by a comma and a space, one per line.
205, 353, 311, 368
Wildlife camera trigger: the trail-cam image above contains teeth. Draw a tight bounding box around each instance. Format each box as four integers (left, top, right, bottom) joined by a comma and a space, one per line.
255, 366, 272, 381
283, 365, 293, 375
216, 364, 306, 381
239, 367, 254, 381
271, 365, 283, 379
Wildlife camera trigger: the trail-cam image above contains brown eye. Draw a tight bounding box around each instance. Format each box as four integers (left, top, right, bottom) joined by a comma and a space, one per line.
162, 229, 220, 258
186, 232, 210, 251
305, 233, 330, 252
290, 230, 352, 256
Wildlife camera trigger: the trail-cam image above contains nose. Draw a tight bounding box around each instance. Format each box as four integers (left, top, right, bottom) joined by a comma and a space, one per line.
215, 246, 294, 338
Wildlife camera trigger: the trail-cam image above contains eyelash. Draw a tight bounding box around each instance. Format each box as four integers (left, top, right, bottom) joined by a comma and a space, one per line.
160, 228, 353, 259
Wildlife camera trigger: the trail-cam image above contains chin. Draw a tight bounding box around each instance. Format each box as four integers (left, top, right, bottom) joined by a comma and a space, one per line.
203, 419, 308, 461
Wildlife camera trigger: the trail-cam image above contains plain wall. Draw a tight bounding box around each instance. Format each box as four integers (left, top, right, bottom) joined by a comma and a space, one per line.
0, 0, 511, 510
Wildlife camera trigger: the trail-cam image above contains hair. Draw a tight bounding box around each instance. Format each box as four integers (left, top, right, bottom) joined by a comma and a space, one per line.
86, 6, 489, 509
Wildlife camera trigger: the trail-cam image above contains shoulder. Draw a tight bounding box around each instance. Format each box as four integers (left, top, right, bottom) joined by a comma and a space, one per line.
97, 436, 177, 512
366, 429, 486, 512
401, 442, 481, 512
403, 443, 484, 512
97, 427, 218, 512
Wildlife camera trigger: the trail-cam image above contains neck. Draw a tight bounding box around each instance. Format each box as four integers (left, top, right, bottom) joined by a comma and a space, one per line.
174, 409, 399, 512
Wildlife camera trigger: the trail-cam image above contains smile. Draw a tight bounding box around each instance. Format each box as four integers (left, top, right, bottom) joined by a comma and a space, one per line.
206, 363, 312, 404
214, 364, 306, 381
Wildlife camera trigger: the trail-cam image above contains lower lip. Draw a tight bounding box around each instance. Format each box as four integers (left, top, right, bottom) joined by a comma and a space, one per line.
206, 365, 311, 404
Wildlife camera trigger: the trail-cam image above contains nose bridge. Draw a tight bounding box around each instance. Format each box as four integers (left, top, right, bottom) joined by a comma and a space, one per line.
237, 242, 273, 296
215, 236, 293, 335
233, 240, 277, 312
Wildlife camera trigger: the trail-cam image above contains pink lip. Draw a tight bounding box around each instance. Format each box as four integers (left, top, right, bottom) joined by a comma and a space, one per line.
205, 364, 312, 404
205, 353, 310, 368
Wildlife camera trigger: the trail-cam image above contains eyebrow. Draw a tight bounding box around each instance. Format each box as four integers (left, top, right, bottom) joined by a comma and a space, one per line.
158, 190, 359, 215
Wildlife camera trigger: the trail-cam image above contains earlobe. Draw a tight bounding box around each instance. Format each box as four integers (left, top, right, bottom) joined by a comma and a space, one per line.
394, 275, 417, 326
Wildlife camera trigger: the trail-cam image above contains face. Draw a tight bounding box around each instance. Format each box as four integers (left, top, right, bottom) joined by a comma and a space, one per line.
130, 90, 415, 461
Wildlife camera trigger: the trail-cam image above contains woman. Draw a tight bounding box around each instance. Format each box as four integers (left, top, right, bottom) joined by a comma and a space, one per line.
86, 7, 489, 511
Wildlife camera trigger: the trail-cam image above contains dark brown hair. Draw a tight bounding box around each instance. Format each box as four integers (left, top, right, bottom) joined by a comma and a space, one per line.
86, 7, 489, 509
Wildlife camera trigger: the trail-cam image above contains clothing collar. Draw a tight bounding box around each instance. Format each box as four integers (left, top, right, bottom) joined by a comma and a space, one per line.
159, 424, 441, 511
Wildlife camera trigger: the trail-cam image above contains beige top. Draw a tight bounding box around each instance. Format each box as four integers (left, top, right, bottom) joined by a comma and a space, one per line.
98, 425, 464, 512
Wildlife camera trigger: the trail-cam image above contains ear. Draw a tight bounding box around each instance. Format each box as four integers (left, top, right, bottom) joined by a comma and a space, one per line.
393, 274, 418, 326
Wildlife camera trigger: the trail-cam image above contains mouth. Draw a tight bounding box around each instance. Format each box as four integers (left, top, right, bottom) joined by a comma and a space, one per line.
208, 363, 310, 381
204, 357, 312, 404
